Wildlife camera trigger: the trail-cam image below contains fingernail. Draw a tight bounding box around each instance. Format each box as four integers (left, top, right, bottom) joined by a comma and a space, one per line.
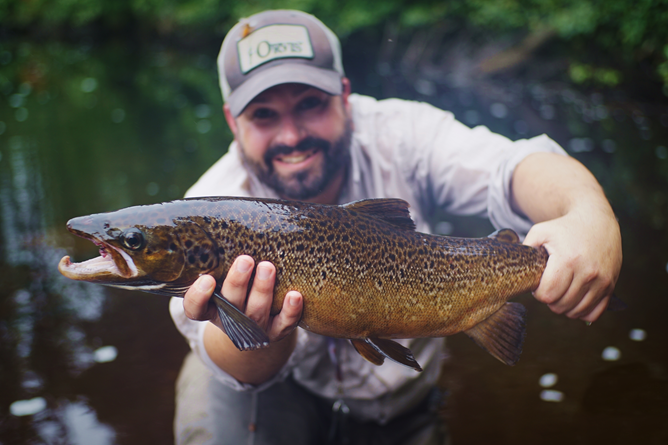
236, 258, 252, 273
257, 263, 272, 280
288, 292, 300, 306
197, 277, 213, 292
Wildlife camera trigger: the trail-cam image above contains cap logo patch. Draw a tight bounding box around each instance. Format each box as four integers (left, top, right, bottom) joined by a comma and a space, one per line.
237, 24, 314, 74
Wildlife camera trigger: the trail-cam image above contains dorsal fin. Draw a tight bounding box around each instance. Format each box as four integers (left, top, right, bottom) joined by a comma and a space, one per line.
342, 199, 416, 231
488, 228, 520, 244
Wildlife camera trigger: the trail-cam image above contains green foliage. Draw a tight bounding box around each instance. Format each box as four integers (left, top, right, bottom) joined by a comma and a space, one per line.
1, 0, 668, 90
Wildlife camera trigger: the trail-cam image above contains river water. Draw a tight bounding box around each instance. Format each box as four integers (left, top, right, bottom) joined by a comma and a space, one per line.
1, 31, 667, 445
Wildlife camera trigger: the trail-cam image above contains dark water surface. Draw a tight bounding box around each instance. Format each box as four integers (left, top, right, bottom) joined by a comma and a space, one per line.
1, 33, 667, 445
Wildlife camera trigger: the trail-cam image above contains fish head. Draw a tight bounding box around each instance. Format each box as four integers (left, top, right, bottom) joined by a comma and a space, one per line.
58, 205, 219, 294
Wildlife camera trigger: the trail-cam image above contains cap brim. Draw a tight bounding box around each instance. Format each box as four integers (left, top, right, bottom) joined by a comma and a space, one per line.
227, 63, 343, 117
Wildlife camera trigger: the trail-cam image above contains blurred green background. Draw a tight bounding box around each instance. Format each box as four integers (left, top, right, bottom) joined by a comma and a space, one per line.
1, 1, 668, 444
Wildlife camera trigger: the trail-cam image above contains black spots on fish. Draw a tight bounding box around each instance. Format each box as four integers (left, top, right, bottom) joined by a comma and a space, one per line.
200, 253, 210, 264
221, 221, 228, 230
185, 240, 193, 249
343, 222, 352, 229
318, 235, 325, 243
296, 244, 305, 252
319, 220, 328, 228
188, 255, 196, 265
170, 242, 177, 251
217, 246, 225, 256
321, 270, 327, 281
450, 263, 456, 270
304, 223, 312, 230
418, 248, 425, 256
203, 216, 211, 224
388, 253, 396, 262
342, 234, 349, 243
327, 234, 334, 242
333, 221, 340, 229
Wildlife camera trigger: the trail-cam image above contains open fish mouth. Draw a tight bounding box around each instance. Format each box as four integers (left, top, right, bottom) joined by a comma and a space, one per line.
58, 235, 138, 281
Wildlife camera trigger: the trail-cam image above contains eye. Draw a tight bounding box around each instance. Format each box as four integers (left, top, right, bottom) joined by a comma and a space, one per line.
121, 228, 145, 251
252, 107, 277, 120
297, 96, 323, 111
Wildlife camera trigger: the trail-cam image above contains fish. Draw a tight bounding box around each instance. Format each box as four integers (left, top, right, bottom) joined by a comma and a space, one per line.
58, 197, 551, 371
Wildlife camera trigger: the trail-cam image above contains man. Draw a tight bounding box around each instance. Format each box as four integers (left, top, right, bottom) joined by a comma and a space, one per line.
169, 9, 622, 445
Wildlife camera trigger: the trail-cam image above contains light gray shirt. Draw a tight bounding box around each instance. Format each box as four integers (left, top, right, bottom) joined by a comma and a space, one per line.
169, 93, 567, 423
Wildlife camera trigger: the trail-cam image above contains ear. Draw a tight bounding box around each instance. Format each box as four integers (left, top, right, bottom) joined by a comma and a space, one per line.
223, 104, 239, 138
341, 77, 352, 114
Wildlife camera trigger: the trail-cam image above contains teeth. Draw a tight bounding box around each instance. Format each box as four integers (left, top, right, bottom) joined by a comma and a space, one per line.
276, 149, 315, 164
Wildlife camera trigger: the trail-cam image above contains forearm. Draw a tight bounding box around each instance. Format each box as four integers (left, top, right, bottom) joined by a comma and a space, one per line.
204, 322, 298, 385
510, 152, 614, 223
510, 152, 622, 322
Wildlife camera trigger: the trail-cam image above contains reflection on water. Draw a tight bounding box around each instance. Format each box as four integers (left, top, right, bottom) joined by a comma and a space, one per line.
1, 29, 667, 444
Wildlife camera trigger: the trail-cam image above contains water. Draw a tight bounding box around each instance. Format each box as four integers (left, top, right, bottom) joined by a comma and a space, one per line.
1, 32, 667, 445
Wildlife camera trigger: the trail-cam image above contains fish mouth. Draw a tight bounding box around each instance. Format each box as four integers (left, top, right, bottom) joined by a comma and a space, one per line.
58, 233, 138, 282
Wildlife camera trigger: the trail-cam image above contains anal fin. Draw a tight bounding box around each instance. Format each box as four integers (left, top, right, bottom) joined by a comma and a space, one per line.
212, 292, 270, 351
464, 302, 526, 366
350, 338, 423, 372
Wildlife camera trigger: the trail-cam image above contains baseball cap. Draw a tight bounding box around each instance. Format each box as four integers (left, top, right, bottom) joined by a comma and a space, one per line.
218, 10, 345, 117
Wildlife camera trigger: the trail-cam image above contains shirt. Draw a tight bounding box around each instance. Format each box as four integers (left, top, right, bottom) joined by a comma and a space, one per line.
169, 93, 567, 423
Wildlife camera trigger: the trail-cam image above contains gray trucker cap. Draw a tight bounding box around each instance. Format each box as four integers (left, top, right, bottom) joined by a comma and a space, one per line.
218, 10, 345, 117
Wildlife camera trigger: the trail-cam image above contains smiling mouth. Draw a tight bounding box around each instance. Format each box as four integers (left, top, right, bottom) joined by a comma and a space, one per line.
274, 148, 318, 164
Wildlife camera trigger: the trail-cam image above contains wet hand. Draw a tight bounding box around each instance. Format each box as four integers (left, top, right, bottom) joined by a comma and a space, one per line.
183, 255, 303, 342
523, 207, 622, 323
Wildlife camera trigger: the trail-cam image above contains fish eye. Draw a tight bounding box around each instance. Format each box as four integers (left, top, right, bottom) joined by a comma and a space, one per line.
121, 228, 145, 251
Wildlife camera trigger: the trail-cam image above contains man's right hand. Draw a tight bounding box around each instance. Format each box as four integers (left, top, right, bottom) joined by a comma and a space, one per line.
182, 255, 304, 385
183, 255, 304, 343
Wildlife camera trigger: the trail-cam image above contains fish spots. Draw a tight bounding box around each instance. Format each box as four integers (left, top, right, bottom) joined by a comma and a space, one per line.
170, 243, 177, 251
185, 240, 193, 249
188, 255, 196, 264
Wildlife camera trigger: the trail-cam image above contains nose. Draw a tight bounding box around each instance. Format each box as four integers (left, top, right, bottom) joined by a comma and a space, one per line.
274, 115, 304, 147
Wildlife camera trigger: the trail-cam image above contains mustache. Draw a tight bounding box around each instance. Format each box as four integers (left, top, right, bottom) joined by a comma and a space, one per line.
263, 137, 331, 166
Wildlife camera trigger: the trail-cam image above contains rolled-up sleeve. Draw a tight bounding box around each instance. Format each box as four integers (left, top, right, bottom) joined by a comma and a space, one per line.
386, 99, 567, 235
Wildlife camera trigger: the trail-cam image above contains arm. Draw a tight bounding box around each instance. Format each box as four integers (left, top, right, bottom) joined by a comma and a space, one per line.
183, 256, 303, 385
511, 152, 622, 322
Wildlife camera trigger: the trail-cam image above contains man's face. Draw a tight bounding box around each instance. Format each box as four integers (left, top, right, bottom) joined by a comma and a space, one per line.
225, 82, 352, 202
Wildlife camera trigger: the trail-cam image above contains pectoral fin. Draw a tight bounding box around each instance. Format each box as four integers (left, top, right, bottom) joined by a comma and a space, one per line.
212, 292, 270, 351
350, 338, 423, 372
464, 302, 526, 366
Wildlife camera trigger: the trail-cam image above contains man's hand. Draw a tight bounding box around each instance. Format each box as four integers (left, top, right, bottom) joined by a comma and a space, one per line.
512, 152, 622, 324
183, 255, 303, 342
182, 255, 303, 385
524, 207, 622, 322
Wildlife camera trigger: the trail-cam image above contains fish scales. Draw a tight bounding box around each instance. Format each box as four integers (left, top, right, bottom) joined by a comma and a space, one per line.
58, 196, 549, 369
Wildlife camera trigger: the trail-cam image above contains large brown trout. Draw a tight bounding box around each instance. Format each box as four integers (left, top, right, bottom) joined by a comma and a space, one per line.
58, 197, 549, 371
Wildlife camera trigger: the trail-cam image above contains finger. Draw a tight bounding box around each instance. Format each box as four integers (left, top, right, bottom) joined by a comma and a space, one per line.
563, 277, 611, 319
579, 295, 610, 323
183, 274, 217, 321
532, 256, 573, 306
547, 274, 595, 315
221, 255, 255, 310
267, 291, 303, 342
244, 261, 276, 329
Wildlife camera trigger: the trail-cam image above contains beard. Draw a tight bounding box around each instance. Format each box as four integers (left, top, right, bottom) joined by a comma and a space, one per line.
239, 118, 352, 200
